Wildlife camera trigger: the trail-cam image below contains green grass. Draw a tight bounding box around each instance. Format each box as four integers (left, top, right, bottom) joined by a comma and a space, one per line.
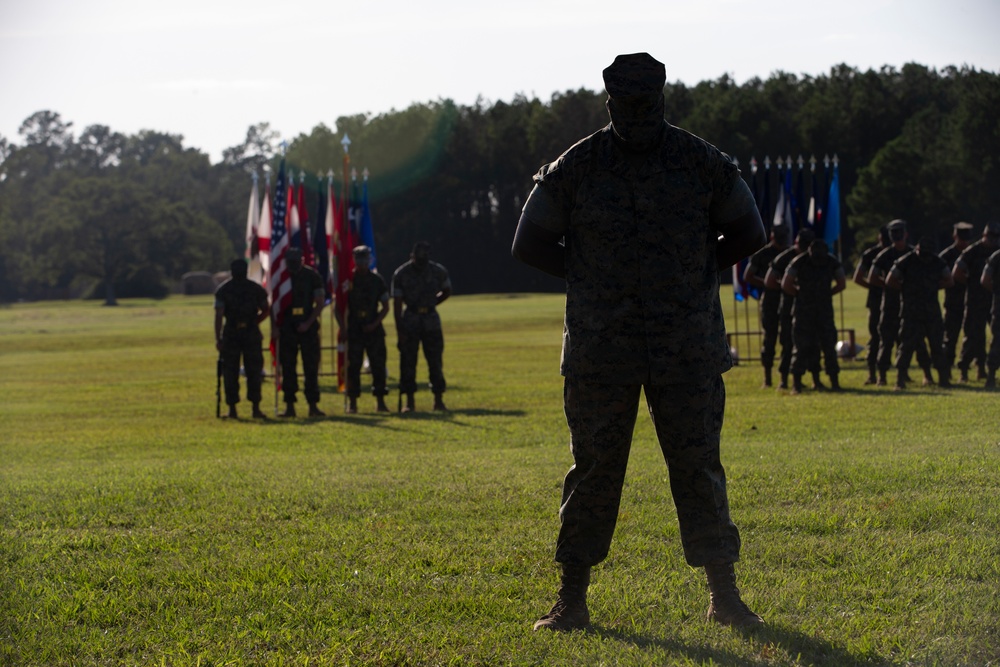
1, 288, 998, 666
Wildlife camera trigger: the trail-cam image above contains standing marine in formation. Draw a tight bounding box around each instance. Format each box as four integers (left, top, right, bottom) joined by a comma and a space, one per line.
214, 259, 269, 419
744, 224, 790, 387
781, 239, 846, 393
391, 241, 452, 412
887, 237, 953, 390
338, 245, 391, 414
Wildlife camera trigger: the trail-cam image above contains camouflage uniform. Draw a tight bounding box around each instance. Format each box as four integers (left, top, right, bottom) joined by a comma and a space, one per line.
889, 250, 950, 381
873, 244, 920, 375
279, 265, 324, 405
521, 120, 755, 568
984, 249, 1000, 376
746, 243, 784, 371
785, 248, 843, 381
955, 239, 994, 377
346, 270, 390, 399
857, 242, 885, 378
215, 276, 268, 406
391, 259, 451, 395
939, 242, 968, 367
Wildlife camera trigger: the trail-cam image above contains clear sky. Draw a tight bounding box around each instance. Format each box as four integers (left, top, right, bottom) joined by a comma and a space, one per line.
2, 0, 998, 163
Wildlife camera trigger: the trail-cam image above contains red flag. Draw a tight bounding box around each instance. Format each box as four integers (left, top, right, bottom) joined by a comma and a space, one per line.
333, 175, 355, 392
297, 178, 315, 267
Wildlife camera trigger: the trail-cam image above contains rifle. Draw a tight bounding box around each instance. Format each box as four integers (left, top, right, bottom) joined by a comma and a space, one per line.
216, 354, 223, 418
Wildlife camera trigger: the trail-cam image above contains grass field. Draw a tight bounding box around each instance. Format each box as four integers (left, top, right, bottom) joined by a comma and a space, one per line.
1, 288, 998, 666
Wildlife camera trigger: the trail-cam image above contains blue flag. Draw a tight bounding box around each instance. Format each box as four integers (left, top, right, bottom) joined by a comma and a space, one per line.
824, 165, 841, 248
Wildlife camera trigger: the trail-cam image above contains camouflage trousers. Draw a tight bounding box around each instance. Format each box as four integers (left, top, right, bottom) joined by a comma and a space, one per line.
878, 312, 931, 373
865, 306, 881, 376
958, 304, 990, 373
221, 328, 264, 405
279, 322, 321, 405
988, 305, 1000, 372
347, 332, 388, 398
898, 312, 947, 376
555, 376, 741, 568
791, 312, 839, 378
759, 294, 780, 369
942, 304, 964, 367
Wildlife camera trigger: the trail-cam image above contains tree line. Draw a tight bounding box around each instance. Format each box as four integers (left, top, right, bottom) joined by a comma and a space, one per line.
1, 62, 998, 303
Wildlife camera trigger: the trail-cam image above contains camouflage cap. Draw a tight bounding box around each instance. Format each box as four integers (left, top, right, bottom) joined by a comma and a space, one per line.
353, 244, 371, 257
796, 228, 816, 245
603, 53, 665, 98
286, 247, 303, 261
987, 221, 1000, 236
954, 221, 974, 232
887, 219, 907, 232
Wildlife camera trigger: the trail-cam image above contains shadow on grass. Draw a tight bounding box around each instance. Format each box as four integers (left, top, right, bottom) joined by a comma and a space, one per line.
589, 622, 872, 667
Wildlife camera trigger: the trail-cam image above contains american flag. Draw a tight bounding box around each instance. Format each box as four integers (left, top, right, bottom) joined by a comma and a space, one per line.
269, 159, 292, 327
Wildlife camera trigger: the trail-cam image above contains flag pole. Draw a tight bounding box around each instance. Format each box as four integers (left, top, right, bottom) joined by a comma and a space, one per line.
339, 134, 352, 412
831, 154, 845, 337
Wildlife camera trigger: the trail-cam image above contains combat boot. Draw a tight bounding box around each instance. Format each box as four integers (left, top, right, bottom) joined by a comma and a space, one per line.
959, 367, 969, 383
251, 402, 267, 419
376, 396, 389, 412
876, 370, 887, 387
938, 370, 952, 388
401, 393, 415, 413
227, 405, 238, 419
986, 369, 997, 389
791, 375, 804, 395
922, 366, 934, 386
433, 393, 448, 411
811, 371, 825, 390
894, 375, 906, 391
778, 372, 788, 390
533, 564, 591, 632
705, 563, 764, 628
280, 402, 296, 418
977, 365, 987, 381
829, 374, 841, 391
762, 367, 772, 388
346, 397, 358, 414
308, 402, 325, 417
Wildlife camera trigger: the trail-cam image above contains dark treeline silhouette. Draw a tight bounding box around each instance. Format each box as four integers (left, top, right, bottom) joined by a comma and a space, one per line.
2, 63, 998, 302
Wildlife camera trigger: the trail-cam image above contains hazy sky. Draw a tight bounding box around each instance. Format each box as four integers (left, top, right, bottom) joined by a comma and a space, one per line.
2, 0, 998, 163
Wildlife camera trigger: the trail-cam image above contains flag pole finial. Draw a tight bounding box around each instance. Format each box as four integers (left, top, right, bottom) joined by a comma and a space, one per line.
362, 167, 370, 181
341, 134, 351, 154
351, 167, 358, 182
832, 154, 840, 168
326, 168, 334, 185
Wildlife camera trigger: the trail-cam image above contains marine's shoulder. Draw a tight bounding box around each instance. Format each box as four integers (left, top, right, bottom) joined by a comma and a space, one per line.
535, 127, 609, 181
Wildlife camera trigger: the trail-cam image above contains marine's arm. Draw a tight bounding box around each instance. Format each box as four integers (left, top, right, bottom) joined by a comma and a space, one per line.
512, 184, 567, 279
713, 179, 766, 270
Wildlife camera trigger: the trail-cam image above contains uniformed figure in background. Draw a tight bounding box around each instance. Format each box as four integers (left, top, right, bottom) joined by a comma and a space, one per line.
868, 220, 934, 386
338, 245, 390, 414
278, 247, 325, 417
952, 221, 1000, 383
938, 222, 974, 368
744, 224, 790, 387
215, 259, 269, 419
781, 239, 846, 393
887, 237, 953, 390
764, 228, 814, 389
853, 225, 890, 384
391, 241, 452, 412
980, 247, 1000, 388
512, 53, 766, 633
